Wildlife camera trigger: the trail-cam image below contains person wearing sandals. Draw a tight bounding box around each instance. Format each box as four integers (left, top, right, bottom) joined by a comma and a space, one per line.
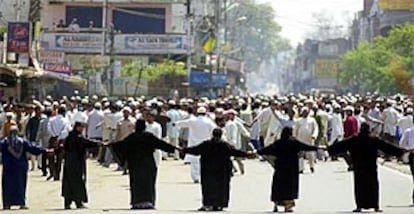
182, 128, 255, 211
1, 126, 51, 210
111, 119, 178, 210
258, 127, 321, 212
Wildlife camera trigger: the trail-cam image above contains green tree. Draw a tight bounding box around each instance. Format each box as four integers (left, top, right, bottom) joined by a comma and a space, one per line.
225, 0, 291, 71
339, 23, 414, 94
121, 60, 187, 96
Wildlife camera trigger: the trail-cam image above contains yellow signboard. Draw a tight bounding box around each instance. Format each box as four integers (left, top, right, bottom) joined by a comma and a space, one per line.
314, 59, 338, 79
380, 0, 414, 10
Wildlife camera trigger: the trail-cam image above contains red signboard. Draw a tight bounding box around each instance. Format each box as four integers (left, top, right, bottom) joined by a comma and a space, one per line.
7, 22, 31, 53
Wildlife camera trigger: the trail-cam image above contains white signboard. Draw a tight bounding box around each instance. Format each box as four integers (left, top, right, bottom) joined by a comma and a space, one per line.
42, 33, 108, 53
18, 53, 29, 67
40, 50, 65, 64
114, 34, 187, 54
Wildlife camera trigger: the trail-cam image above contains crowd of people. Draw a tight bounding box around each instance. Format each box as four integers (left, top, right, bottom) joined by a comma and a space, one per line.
0, 92, 414, 212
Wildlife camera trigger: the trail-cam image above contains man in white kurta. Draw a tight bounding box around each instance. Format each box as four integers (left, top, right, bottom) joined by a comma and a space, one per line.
166, 102, 181, 160
175, 107, 216, 183
254, 102, 279, 146
145, 112, 163, 167
329, 104, 344, 146
397, 108, 413, 137
294, 107, 319, 173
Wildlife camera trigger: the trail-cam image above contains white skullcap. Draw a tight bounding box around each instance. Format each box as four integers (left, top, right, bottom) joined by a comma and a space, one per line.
122, 107, 132, 113
10, 125, 19, 131
344, 106, 354, 112
94, 102, 102, 108
224, 109, 238, 115
197, 107, 207, 114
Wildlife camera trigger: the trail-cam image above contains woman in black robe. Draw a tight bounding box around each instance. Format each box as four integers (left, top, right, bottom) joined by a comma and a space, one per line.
328, 123, 405, 213
258, 127, 319, 213
112, 119, 177, 210
62, 122, 101, 209
183, 128, 253, 212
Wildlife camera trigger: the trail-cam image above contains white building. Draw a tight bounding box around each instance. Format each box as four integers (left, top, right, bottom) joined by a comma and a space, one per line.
0, 0, 30, 25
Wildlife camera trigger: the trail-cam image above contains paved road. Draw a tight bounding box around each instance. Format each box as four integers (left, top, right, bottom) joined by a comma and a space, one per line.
1, 159, 413, 213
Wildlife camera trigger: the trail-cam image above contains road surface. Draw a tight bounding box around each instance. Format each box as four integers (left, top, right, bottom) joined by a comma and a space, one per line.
1, 159, 413, 213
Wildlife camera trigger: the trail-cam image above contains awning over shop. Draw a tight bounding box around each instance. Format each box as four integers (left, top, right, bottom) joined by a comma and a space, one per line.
0, 64, 87, 87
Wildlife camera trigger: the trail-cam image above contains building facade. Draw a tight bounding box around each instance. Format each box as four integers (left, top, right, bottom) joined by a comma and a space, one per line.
351, 0, 414, 48
293, 38, 351, 92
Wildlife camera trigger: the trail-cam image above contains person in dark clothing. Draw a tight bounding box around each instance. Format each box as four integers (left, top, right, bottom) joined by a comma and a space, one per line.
25, 106, 44, 171
62, 122, 101, 209
111, 119, 177, 210
328, 123, 406, 213
25, 106, 43, 143
258, 127, 320, 213
183, 128, 254, 212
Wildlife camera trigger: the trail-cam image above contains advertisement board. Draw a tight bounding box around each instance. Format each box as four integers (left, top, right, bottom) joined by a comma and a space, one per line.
40, 51, 65, 64
190, 71, 227, 87
115, 34, 187, 54
43, 33, 188, 54
314, 59, 338, 79
44, 63, 72, 75
7, 22, 31, 53
42, 33, 107, 53
379, 0, 414, 10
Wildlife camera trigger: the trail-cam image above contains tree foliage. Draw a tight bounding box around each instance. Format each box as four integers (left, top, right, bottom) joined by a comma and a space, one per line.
225, 0, 291, 70
121, 60, 187, 81
339, 23, 414, 95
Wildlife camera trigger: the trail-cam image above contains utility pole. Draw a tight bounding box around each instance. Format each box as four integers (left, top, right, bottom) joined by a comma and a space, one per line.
101, 0, 115, 96
185, 0, 192, 97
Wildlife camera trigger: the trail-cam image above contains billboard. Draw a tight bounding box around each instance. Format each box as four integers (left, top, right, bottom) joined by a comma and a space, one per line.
379, 0, 414, 10
44, 63, 72, 76
190, 71, 227, 87
314, 59, 339, 79
40, 51, 65, 64
114, 34, 187, 54
7, 22, 31, 53
42, 33, 108, 53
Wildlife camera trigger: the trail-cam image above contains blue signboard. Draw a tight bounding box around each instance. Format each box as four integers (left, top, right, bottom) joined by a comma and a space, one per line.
190, 71, 227, 87
7, 22, 30, 53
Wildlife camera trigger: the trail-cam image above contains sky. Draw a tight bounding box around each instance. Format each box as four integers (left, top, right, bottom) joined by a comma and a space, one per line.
257, 0, 363, 46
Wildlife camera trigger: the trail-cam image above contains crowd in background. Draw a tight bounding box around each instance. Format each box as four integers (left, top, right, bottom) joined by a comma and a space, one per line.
1, 92, 414, 175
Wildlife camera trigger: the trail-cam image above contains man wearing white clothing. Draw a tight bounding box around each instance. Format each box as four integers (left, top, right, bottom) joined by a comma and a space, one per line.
254, 102, 279, 148
382, 101, 400, 161
224, 110, 250, 175
47, 106, 71, 181
329, 104, 344, 160
397, 108, 414, 138
103, 104, 123, 168
175, 107, 216, 183
145, 112, 163, 167
399, 126, 414, 204
294, 107, 319, 173
87, 103, 104, 159
166, 101, 181, 160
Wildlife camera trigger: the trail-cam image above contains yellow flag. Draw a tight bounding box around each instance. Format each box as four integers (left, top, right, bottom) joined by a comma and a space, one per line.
203, 37, 216, 53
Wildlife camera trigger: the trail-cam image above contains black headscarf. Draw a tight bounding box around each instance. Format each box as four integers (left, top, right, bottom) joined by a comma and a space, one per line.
212, 128, 223, 143
280, 127, 293, 141
359, 122, 370, 136
135, 119, 146, 133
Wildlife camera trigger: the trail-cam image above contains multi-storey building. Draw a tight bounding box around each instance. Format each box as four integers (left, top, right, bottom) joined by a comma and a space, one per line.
293, 38, 351, 92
